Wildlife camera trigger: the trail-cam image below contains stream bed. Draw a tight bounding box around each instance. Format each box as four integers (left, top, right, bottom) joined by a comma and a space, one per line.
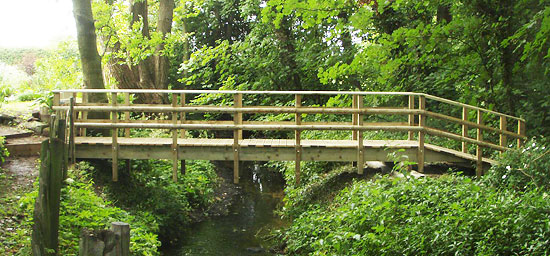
164, 164, 286, 255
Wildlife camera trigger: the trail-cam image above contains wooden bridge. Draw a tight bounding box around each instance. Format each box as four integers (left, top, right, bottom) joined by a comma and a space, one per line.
51, 89, 526, 184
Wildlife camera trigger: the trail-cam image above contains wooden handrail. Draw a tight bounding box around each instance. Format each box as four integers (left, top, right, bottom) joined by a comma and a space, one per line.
55, 89, 527, 179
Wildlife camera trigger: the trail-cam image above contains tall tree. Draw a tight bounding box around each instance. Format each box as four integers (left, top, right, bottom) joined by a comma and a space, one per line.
72, 0, 107, 104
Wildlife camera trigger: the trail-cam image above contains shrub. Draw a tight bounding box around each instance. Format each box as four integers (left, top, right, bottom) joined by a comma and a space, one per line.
485, 138, 550, 191
0, 136, 8, 164
283, 175, 550, 255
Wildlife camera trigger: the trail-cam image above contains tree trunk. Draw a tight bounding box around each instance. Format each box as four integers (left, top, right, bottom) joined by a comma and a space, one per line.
72, 0, 108, 104
155, 0, 174, 90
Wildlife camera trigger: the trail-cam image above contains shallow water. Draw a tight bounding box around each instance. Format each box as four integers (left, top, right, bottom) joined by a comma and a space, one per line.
164, 164, 286, 255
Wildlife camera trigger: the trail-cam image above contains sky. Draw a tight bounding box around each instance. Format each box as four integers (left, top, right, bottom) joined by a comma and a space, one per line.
0, 0, 76, 48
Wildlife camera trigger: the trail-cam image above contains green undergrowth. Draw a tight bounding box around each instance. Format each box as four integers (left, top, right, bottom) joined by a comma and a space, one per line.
279, 138, 550, 255
85, 159, 218, 244
16, 163, 160, 255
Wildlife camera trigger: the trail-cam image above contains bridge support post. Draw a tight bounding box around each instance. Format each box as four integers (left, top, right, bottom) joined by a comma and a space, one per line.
180, 93, 186, 175
111, 92, 119, 182
172, 94, 179, 182
517, 119, 525, 148
233, 93, 243, 184
408, 95, 415, 140
476, 110, 483, 177
462, 107, 469, 153
124, 93, 131, 175
357, 95, 364, 174
500, 116, 507, 155
417, 95, 426, 173
295, 94, 302, 185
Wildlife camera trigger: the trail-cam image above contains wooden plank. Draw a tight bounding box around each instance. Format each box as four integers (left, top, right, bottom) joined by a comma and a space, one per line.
408, 95, 415, 140
462, 107, 468, 153
295, 94, 302, 185
417, 95, 425, 173
111, 92, 118, 182
357, 95, 364, 174
476, 110, 483, 177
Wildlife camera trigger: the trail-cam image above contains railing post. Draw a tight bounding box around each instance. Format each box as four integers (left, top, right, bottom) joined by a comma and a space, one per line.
180, 93, 186, 175
476, 110, 483, 177
408, 95, 415, 140
81, 92, 88, 137
295, 94, 302, 185
171, 93, 179, 182
69, 97, 76, 166
417, 95, 426, 173
517, 119, 525, 148
500, 116, 507, 154
124, 92, 131, 175
111, 92, 118, 182
352, 95, 358, 140
462, 107, 468, 153
357, 95, 364, 174
233, 93, 242, 184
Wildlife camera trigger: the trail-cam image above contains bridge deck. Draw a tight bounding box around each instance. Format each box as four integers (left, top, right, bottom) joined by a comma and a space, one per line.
75, 137, 496, 165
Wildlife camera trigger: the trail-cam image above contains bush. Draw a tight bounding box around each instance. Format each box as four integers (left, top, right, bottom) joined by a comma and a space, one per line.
485, 138, 550, 191
18, 162, 160, 255
0, 136, 8, 164
283, 174, 550, 255
87, 159, 217, 243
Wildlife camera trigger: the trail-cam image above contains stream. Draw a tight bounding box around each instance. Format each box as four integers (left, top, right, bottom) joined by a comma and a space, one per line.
164, 163, 286, 255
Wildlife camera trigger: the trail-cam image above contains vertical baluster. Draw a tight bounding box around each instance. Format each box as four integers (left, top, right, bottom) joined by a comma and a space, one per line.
517, 119, 525, 148
180, 93, 186, 175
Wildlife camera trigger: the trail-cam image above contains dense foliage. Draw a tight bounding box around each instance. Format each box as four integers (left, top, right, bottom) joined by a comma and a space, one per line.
17, 162, 160, 255
278, 141, 550, 255
88, 159, 218, 243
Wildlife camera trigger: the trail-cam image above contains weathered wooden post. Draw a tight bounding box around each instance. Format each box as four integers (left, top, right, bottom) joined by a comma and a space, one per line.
79, 222, 130, 256
31, 117, 65, 256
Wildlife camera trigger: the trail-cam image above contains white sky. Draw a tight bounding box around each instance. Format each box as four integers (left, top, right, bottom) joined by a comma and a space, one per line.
0, 0, 76, 48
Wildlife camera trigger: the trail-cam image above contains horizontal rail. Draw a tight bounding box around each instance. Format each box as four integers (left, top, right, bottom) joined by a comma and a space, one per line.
425, 111, 526, 139
74, 122, 423, 132
424, 127, 507, 151
53, 89, 421, 96
53, 106, 422, 115
424, 94, 523, 121
53, 89, 523, 121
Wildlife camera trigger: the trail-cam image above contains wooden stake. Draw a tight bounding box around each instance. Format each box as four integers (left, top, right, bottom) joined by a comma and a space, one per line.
295, 94, 302, 185
110, 222, 130, 256
476, 110, 483, 177
462, 107, 468, 153
357, 95, 364, 174
111, 92, 118, 182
